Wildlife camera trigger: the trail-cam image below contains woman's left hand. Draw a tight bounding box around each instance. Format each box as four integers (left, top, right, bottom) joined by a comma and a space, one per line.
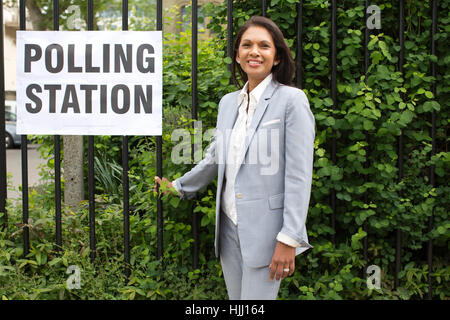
269, 242, 296, 281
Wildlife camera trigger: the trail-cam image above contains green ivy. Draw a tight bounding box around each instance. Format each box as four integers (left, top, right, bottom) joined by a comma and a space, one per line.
206, 0, 449, 300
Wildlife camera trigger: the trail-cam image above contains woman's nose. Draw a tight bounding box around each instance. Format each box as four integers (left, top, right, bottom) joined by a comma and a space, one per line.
249, 45, 259, 56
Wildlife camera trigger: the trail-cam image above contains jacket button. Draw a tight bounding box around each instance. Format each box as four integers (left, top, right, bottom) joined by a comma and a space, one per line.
236, 193, 243, 199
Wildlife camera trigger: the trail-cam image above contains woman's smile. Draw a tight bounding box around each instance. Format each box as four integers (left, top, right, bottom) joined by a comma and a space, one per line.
248, 59, 263, 67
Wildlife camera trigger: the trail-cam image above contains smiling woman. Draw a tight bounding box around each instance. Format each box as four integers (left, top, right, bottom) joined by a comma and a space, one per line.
155, 16, 315, 300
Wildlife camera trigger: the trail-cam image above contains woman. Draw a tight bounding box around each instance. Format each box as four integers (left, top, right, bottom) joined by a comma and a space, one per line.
154, 16, 315, 300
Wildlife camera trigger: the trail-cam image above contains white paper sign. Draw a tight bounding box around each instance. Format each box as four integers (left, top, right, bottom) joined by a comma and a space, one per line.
16, 31, 162, 136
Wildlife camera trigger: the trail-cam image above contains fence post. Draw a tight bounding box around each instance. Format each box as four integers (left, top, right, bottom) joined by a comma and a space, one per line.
427, 0, 438, 300
0, 2, 7, 231
330, 0, 337, 244
121, 0, 131, 283
87, 0, 96, 264
156, 0, 164, 262
52, 0, 63, 253
296, 0, 303, 89
227, 0, 233, 76
19, 0, 30, 258
191, 0, 199, 269
394, 0, 405, 291
156, 0, 164, 259
362, 0, 370, 283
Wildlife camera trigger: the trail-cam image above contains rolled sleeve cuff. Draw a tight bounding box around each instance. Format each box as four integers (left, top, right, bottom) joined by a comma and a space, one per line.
276, 232, 313, 249
276, 232, 302, 248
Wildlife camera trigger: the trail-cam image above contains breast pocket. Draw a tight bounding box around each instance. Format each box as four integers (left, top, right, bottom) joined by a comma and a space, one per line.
268, 193, 284, 211
261, 118, 281, 128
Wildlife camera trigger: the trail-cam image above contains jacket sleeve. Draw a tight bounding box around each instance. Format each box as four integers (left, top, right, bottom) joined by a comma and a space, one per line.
279, 89, 315, 248
172, 98, 223, 200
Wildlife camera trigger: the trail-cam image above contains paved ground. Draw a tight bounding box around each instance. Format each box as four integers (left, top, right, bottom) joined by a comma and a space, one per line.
6, 143, 47, 201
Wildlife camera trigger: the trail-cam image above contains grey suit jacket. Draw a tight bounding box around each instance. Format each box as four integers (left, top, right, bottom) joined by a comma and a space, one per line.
175, 79, 315, 268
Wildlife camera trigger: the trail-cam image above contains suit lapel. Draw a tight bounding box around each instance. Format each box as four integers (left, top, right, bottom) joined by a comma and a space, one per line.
241, 80, 279, 163
218, 80, 279, 179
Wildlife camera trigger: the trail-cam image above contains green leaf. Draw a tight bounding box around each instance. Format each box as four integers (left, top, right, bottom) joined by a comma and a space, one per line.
317, 167, 331, 177
324, 98, 334, 106
169, 197, 179, 208
405, 41, 415, 49
363, 120, 374, 131
437, 226, 446, 234
399, 110, 414, 124
201, 215, 209, 227
424, 91, 434, 99
379, 41, 392, 60
325, 117, 336, 126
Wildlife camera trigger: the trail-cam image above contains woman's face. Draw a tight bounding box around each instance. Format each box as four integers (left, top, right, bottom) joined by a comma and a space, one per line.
236, 25, 279, 89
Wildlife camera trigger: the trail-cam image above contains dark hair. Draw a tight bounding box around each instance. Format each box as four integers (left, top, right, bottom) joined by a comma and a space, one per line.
231, 16, 295, 88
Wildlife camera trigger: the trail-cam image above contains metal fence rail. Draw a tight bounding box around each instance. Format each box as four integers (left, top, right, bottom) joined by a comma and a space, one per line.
0, 0, 5, 232
0, 0, 440, 298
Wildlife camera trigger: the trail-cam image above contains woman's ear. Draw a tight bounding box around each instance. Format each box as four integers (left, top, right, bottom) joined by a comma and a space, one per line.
274, 55, 281, 66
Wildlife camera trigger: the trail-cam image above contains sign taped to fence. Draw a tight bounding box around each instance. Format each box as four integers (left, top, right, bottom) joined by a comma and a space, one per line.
16, 31, 162, 135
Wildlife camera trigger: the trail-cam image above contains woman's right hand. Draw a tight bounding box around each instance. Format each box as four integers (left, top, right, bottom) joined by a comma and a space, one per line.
153, 176, 178, 196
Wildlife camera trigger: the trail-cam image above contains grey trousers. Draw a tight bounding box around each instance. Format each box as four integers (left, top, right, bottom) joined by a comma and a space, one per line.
219, 211, 282, 300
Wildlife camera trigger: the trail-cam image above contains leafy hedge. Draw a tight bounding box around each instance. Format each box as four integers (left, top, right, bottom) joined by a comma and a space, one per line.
1, 0, 448, 299
205, 0, 449, 299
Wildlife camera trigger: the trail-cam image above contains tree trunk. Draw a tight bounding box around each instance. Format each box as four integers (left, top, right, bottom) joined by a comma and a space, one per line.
63, 136, 84, 210
25, 0, 45, 30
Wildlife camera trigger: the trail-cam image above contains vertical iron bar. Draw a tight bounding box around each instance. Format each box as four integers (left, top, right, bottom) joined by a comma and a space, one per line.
330, 0, 337, 244
395, 0, 405, 291
156, 0, 164, 261
427, 0, 437, 300
262, 0, 267, 17
88, 133, 95, 264
296, 0, 303, 89
227, 0, 233, 76
364, 0, 370, 74
362, 0, 370, 280
19, 0, 29, 258
53, 0, 62, 253
122, 135, 130, 282
191, 0, 199, 269
0, 1, 7, 230
87, 0, 96, 263
122, 0, 131, 283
